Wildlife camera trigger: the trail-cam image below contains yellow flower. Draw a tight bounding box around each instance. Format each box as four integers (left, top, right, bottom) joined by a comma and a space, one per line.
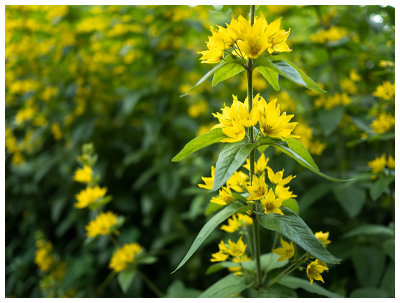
258, 97, 298, 139
314, 231, 331, 246
370, 113, 395, 134
373, 81, 395, 101
387, 155, 395, 169
272, 237, 294, 261
311, 26, 347, 43
226, 171, 249, 193
51, 123, 63, 140
340, 78, 357, 94
85, 211, 119, 238
220, 213, 253, 233
221, 119, 246, 143
74, 186, 107, 209
73, 165, 93, 184
226, 236, 247, 257
276, 91, 297, 113
306, 259, 329, 284
368, 154, 386, 174
267, 167, 295, 186
210, 251, 229, 262
247, 172, 268, 200
379, 60, 394, 68
243, 152, 269, 174
229, 254, 252, 275
35, 239, 54, 272
198, 166, 215, 189
275, 184, 297, 201
308, 140, 326, 156
210, 186, 234, 205
261, 188, 284, 215
233, 94, 259, 128
188, 101, 208, 118
349, 69, 361, 82
109, 243, 142, 272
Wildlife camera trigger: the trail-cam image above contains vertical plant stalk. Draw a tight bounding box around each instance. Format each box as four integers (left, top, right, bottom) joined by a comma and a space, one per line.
247, 4, 262, 289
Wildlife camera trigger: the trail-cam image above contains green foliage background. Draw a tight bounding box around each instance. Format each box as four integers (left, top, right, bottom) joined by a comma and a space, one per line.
5, 5, 394, 298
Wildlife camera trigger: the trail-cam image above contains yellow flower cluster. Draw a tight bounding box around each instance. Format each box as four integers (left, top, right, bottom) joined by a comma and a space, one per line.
220, 213, 253, 233
35, 239, 54, 272
213, 94, 298, 143
373, 81, 395, 101
199, 14, 291, 63
73, 165, 93, 184
370, 112, 395, 134
368, 154, 395, 174
314, 92, 352, 110
109, 243, 142, 272
188, 101, 208, 118
310, 26, 347, 43
85, 211, 119, 238
74, 185, 107, 209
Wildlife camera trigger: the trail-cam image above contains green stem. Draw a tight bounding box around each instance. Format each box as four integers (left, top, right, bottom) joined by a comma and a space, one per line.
267, 254, 310, 287
98, 270, 116, 294
247, 4, 262, 290
262, 232, 278, 283
137, 269, 164, 298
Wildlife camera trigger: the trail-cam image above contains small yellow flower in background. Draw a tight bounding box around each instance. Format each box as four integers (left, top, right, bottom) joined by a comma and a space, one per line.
267, 167, 295, 186
370, 113, 395, 134
198, 166, 215, 189
229, 254, 252, 275
272, 237, 294, 262
258, 97, 298, 139
188, 101, 208, 118
387, 155, 395, 169
261, 189, 284, 215
35, 239, 54, 272
379, 60, 394, 68
109, 243, 142, 272
73, 165, 93, 184
311, 26, 347, 43
74, 185, 107, 209
340, 78, 357, 95
220, 213, 253, 233
349, 69, 361, 82
51, 123, 63, 140
247, 172, 268, 200
314, 231, 331, 246
373, 81, 395, 101
210, 250, 229, 262
243, 152, 269, 174
197, 123, 214, 136
85, 211, 119, 238
308, 140, 326, 156
211, 186, 234, 205
368, 154, 386, 174
306, 259, 329, 284
314, 93, 351, 110
275, 91, 297, 113
227, 171, 249, 193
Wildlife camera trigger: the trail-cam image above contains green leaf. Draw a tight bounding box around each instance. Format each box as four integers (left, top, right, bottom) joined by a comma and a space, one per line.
258, 207, 341, 264
299, 183, 331, 211
380, 261, 395, 297
351, 246, 385, 287
256, 66, 280, 91
278, 276, 343, 298
383, 239, 395, 261
199, 274, 252, 298
258, 137, 347, 182
172, 128, 226, 162
350, 288, 388, 298
172, 202, 248, 273
212, 142, 256, 191
166, 280, 202, 298
212, 62, 245, 86
284, 138, 318, 171
135, 255, 157, 265
318, 106, 344, 136
370, 176, 394, 201
269, 59, 325, 93
333, 184, 366, 218
343, 224, 394, 238
118, 268, 136, 294
180, 61, 225, 97
205, 202, 224, 216
282, 198, 299, 213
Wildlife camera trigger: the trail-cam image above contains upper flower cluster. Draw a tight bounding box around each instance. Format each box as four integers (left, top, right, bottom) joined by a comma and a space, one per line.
213, 94, 298, 143
199, 14, 291, 63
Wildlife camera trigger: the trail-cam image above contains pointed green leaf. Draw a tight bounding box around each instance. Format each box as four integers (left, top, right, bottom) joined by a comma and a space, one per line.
212, 62, 245, 86
172, 128, 226, 162
282, 198, 299, 213
318, 106, 344, 136
370, 176, 394, 201
172, 202, 248, 273
269, 58, 325, 93
333, 184, 366, 218
205, 202, 224, 216
278, 276, 343, 298
343, 224, 394, 238
256, 66, 280, 91
258, 207, 341, 264
199, 274, 252, 298
118, 268, 136, 293
284, 138, 318, 171
212, 142, 257, 191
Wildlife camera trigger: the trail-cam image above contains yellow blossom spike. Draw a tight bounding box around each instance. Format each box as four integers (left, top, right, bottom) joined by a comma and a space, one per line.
109, 243, 142, 272
74, 185, 107, 209
272, 237, 294, 261
73, 165, 93, 184
387, 155, 395, 169
85, 211, 119, 238
227, 236, 247, 257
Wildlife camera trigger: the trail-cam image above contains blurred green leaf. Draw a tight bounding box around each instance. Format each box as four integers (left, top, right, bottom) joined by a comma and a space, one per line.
299, 183, 331, 211
318, 106, 344, 136
282, 199, 299, 213
249, 285, 297, 297
166, 280, 202, 298
118, 268, 136, 294
380, 261, 395, 297
333, 184, 366, 218
258, 207, 341, 264
342, 224, 394, 238
199, 274, 251, 298
349, 287, 388, 298
212, 62, 245, 86
370, 176, 394, 201
383, 239, 395, 262
277, 276, 343, 298
351, 246, 385, 287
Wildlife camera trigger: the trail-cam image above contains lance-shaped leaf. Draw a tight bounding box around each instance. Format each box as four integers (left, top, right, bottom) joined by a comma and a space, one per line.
269, 58, 325, 93
199, 274, 252, 298
258, 207, 341, 264
212, 62, 246, 86
254, 56, 280, 91
212, 142, 257, 191
172, 202, 249, 273
172, 128, 227, 162
258, 137, 348, 182
278, 276, 343, 298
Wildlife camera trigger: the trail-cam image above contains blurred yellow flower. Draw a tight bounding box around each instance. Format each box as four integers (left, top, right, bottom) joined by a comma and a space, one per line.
188, 101, 208, 118
51, 123, 63, 140
35, 239, 54, 272
314, 231, 331, 246
74, 186, 107, 209
220, 213, 253, 233
306, 259, 329, 284
373, 81, 395, 101
311, 26, 347, 43
387, 155, 395, 169
368, 154, 386, 174
85, 211, 119, 238
109, 243, 142, 272
370, 113, 395, 134
73, 165, 93, 184
272, 237, 294, 261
